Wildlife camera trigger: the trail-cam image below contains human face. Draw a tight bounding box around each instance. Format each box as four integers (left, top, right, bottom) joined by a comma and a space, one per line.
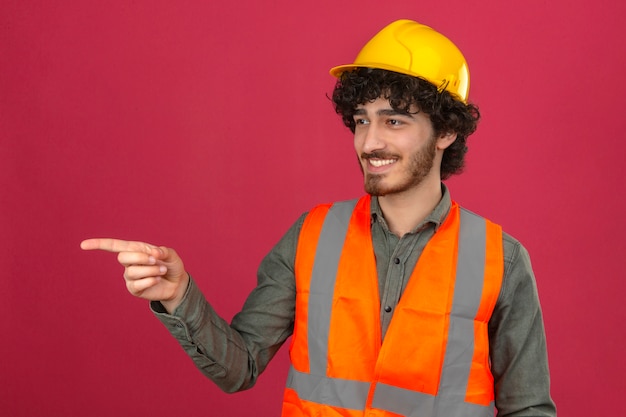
353, 98, 438, 197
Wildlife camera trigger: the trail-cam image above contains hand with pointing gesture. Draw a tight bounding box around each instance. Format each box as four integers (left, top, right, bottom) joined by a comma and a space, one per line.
80, 238, 189, 313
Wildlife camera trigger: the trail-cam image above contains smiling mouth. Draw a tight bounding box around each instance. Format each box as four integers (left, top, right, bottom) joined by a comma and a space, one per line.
368, 158, 396, 167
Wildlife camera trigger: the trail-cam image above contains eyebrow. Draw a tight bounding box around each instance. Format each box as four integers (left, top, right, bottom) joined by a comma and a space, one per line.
353, 107, 415, 118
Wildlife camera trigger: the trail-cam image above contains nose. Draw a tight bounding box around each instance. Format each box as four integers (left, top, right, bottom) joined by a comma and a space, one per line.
358, 121, 385, 154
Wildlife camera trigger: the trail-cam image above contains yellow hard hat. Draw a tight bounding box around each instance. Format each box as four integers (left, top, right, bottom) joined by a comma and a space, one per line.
330, 19, 470, 103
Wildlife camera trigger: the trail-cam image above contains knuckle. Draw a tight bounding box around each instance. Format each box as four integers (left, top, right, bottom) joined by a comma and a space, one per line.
125, 265, 138, 280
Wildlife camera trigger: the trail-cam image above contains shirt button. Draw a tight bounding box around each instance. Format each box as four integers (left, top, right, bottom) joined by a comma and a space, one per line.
394, 257, 400, 264
384, 306, 392, 313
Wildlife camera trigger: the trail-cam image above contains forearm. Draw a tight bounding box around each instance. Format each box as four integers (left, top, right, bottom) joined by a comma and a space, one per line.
151, 277, 258, 392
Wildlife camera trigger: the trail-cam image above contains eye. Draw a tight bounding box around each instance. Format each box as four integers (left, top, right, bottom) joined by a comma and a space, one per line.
386, 118, 403, 126
353, 117, 369, 126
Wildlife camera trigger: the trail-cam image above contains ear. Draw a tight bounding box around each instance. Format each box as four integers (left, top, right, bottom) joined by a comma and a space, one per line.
436, 131, 457, 151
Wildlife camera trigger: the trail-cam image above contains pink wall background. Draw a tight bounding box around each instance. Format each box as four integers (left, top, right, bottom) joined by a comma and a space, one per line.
2, 1, 625, 415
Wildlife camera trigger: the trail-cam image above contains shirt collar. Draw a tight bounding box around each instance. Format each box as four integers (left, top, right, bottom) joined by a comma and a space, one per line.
370, 183, 452, 234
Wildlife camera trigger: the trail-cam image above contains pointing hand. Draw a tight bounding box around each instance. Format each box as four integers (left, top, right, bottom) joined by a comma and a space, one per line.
80, 238, 189, 313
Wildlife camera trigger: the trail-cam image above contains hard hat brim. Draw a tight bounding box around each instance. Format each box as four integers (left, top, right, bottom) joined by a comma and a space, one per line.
330, 63, 428, 79
329, 63, 469, 104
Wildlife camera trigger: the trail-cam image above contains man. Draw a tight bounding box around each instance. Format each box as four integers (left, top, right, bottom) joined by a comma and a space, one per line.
82, 19, 556, 416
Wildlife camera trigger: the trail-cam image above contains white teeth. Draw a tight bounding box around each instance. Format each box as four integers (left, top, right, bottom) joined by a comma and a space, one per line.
369, 159, 395, 167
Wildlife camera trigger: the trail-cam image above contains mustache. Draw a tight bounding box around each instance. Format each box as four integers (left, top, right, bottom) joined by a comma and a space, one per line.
361, 151, 398, 160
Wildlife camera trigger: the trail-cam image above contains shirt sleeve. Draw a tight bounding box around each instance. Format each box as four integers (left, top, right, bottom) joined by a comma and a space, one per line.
150, 213, 306, 393
489, 233, 557, 416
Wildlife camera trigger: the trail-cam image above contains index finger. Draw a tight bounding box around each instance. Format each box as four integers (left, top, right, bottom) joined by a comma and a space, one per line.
80, 238, 155, 254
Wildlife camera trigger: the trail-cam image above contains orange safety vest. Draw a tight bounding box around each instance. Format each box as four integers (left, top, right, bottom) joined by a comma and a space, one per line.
282, 195, 503, 417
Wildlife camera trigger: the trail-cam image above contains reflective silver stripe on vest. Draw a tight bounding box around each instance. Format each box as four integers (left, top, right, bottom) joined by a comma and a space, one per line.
307, 199, 358, 375
286, 365, 371, 410
287, 203, 495, 416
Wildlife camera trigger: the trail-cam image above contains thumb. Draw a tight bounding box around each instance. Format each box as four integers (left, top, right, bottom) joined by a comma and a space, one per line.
149, 245, 167, 260
151, 246, 181, 265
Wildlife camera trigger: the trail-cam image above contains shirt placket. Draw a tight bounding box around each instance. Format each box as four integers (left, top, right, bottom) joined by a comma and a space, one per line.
379, 230, 424, 339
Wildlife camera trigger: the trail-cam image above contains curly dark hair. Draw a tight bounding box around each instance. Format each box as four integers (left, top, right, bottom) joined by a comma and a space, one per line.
331, 68, 480, 180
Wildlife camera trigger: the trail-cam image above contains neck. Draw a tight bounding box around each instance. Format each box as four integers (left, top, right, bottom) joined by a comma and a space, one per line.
377, 177, 443, 237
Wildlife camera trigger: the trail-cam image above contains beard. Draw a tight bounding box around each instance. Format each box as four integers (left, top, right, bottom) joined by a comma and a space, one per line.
361, 136, 438, 196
